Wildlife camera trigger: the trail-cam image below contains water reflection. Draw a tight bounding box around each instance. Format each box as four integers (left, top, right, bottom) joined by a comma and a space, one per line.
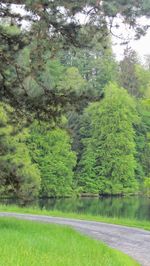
1, 196, 150, 221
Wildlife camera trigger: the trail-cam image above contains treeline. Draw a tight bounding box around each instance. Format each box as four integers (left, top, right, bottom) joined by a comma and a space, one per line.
0, 33, 150, 201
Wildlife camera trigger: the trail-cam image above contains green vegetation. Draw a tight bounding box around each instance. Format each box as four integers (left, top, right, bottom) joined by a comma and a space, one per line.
0, 66, 150, 200
0, 205, 150, 231
1, 3, 150, 266
0, 218, 139, 266
1, 1, 149, 114
0, 103, 41, 201
77, 83, 139, 194
0, 1, 150, 201
28, 123, 76, 197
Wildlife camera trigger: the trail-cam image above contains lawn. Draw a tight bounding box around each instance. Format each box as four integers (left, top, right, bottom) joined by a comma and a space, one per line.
0, 218, 139, 266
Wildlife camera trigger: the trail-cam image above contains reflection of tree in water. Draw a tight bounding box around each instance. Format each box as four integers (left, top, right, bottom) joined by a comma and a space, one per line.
137, 198, 150, 220
1, 197, 150, 221
38, 197, 150, 220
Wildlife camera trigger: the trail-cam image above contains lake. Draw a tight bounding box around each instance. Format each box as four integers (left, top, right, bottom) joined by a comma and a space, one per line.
1, 196, 150, 221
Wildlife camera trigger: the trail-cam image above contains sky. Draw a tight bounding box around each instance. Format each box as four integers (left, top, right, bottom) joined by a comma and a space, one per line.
9, 4, 150, 63
113, 30, 150, 62
112, 17, 150, 62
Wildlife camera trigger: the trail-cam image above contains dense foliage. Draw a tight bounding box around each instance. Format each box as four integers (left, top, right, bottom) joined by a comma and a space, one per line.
0, 103, 41, 201
28, 123, 76, 197
77, 84, 139, 195
0, 1, 150, 201
1, 0, 150, 117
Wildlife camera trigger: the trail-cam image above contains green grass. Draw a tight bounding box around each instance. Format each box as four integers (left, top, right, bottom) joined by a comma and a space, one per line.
0, 204, 150, 231
0, 218, 139, 266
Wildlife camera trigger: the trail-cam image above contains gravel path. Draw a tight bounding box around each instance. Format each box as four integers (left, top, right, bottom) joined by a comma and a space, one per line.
0, 212, 150, 266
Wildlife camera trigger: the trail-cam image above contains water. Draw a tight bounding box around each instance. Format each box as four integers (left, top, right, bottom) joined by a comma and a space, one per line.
1, 196, 150, 221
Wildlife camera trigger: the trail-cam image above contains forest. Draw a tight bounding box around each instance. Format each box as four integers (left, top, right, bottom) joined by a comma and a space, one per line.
0, 1, 150, 202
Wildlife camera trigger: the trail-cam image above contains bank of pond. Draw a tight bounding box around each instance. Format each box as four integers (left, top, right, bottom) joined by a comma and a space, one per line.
1, 196, 150, 221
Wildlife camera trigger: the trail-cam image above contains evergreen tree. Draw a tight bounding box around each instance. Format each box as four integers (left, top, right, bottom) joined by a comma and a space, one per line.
120, 48, 150, 98
78, 83, 139, 195
66, 44, 118, 164
28, 122, 77, 197
1, 1, 150, 117
119, 48, 140, 97
135, 64, 150, 97
62, 43, 118, 98
135, 100, 150, 186
0, 103, 41, 201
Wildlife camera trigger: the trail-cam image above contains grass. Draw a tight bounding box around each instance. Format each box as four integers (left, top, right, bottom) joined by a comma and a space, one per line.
0, 217, 139, 266
0, 204, 150, 231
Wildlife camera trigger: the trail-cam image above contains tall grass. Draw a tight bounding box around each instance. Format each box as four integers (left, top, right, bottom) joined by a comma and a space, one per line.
0, 218, 139, 266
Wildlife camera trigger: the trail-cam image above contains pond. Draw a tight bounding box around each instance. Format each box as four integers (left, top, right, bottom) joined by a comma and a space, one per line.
1, 196, 150, 221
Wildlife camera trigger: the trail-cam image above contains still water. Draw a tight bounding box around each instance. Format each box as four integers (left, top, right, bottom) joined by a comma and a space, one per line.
1, 196, 150, 221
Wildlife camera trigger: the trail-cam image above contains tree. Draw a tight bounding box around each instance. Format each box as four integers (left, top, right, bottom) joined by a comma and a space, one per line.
0, 102, 41, 201
77, 83, 139, 195
120, 47, 150, 98
135, 100, 150, 183
58, 67, 86, 96
28, 122, 77, 197
119, 47, 140, 97
135, 64, 150, 97
0, 1, 150, 118
61, 39, 118, 94
65, 41, 118, 165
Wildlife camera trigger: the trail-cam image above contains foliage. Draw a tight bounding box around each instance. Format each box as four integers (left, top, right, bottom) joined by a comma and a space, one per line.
135, 64, 150, 97
135, 100, 150, 183
119, 48, 140, 97
120, 47, 150, 98
58, 67, 86, 95
144, 177, 150, 196
77, 83, 139, 195
65, 41, 118, 167
0, 1, 150, 117
0, 103, 41, 201
1, 2, 150, 200
28, 122, 77, 197
62, 45, 118, 98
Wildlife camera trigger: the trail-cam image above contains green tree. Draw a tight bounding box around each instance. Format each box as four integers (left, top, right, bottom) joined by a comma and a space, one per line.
120, 48, 150, 98
135, 64, 150, 97
62, 44, 118, 97
135, 100, 150, 185
64, 42, 118, 166
0, 103, 41, 201
1, 1, 149, 117
58, 67, 86, 96
28, 122, 77, 197
119, 48, 140, 97
78, 83, 139, 195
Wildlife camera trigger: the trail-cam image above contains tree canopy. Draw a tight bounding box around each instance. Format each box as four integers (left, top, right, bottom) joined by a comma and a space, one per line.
1, 0, 150, 118
0, 1, 150, 201
77, 83, 139, 195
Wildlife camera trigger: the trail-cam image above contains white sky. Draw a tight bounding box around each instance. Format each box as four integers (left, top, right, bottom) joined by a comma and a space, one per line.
113, 31, 150, 62
112, 17, 150, 62
7, 5, 150, 62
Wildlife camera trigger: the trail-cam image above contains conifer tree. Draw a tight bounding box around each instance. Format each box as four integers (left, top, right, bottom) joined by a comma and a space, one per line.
28, 122, 77, 197
0, 103, 41, 201
1, 1, 150, 117
78, 83, 139, 195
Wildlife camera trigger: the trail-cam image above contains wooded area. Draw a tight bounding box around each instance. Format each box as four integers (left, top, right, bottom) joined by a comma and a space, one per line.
0, 1, 150, 202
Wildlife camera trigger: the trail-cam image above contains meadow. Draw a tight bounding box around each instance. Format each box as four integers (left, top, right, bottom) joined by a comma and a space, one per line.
0, 217, 139, 266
